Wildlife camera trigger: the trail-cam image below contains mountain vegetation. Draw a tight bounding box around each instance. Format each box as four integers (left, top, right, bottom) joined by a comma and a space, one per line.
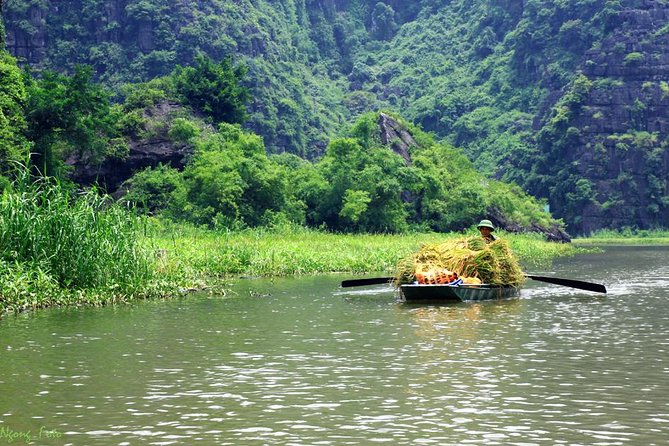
120, 106, 561, 235
2, 0, 669, 234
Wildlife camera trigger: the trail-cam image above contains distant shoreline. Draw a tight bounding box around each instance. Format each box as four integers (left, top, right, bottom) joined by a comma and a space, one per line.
574, 230, 669, 245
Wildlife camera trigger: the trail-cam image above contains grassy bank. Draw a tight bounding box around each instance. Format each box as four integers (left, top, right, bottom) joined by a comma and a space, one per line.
574, 229, 669, 245
145, 220, 587, 283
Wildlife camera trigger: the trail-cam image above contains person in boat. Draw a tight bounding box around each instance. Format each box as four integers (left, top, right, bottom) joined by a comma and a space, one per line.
477, 219, 498, 243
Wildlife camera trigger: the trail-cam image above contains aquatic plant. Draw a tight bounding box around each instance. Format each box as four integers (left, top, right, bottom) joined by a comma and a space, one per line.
146, 221, 583, 280
0, 170, 161, 312
576, 228, 669, 245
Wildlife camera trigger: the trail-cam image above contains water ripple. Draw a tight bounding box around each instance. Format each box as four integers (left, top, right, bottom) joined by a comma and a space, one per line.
1, 248, 669, 444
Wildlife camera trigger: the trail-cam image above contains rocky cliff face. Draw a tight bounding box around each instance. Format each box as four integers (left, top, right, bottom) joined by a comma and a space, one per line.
378, 112, 416, 165
4, 0, 137, 64
67, 136, 190, 196
0, 0, 5, 47
536, 0, 669, 233
67, 101, 192, 194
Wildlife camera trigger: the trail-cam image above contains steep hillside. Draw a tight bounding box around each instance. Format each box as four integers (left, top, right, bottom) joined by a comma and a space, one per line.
0, 0, 4, 47
3, 0, 669, 234
2, 0, 361, 157
527, 2, 669, 233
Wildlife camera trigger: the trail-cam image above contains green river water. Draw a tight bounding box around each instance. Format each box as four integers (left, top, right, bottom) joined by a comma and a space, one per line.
0, 246, 668, 445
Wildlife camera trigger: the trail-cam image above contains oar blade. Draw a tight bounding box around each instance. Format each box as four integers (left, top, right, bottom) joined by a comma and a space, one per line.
526, 275, 607, 294
341, 277, 394, 288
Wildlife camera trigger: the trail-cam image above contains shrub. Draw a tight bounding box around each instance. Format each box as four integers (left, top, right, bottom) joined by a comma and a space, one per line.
623, 52, 644, 66
0, 170, 152, 290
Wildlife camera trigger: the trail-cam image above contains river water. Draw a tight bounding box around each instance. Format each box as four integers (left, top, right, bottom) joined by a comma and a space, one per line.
1, 246, 668, 445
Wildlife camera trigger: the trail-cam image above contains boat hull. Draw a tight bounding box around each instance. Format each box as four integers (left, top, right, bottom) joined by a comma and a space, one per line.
399, 283, 520, 303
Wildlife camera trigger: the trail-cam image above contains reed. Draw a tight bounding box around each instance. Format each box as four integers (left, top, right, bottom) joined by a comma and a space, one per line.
506, 231, 591, 265
143, 221, 441, 278
0, 173, 162, 313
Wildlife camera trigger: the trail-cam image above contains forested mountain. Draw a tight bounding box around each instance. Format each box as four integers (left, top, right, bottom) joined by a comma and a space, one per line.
2, 0, 669, 234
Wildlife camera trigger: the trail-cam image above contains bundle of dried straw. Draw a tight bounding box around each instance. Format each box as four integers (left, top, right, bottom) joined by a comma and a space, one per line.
393, 236, 525, 286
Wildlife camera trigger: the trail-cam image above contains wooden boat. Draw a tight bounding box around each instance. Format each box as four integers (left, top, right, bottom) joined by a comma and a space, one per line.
399, 283, 520, 303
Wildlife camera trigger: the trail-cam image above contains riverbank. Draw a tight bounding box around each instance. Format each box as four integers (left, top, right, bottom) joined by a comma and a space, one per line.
0, 175, 588, 315
145, 221, 586, 283
574, 229, 669, 245
1, 217, 588, 315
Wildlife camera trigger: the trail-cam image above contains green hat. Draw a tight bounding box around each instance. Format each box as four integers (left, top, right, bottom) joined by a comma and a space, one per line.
477, 219, 495, 230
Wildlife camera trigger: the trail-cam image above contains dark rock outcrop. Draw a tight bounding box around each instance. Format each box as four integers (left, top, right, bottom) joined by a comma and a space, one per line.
67, 101, 193, 194
67, 138, 190, 195
488, 209, 571, 243
378, 112, 417, 165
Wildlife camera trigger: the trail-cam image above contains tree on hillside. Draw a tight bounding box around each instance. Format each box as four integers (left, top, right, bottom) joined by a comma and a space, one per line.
371, 2, 398, 41
24, 65, 124, 178
312, 113, 425, 233
163, 123, 295, 229
0, 51, 30, 186
172, 55, 250, 125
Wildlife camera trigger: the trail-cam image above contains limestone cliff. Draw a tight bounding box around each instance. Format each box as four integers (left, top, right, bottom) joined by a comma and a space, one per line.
534, 1, 669, 233
5, 0, 669, 234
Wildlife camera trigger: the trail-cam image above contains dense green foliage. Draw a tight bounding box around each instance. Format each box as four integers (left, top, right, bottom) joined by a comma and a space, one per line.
0, 50, 251, 183
0, 50, 29, 183
172, 55, 250, 124
169, 123, 298, 228
0, 171, 144, 287
24, 65, 126, 177
0, 168, 164, 312
123, 111, 559, 234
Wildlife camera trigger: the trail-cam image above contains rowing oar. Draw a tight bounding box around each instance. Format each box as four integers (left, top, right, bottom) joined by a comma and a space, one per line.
340, 277, 394, 288
341, 275, 606, 293
524, 275, 606, 293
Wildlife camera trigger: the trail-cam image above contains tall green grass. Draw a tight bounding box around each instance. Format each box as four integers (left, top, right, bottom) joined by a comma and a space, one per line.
0, 173, 160, 312
146, 220, 588, 279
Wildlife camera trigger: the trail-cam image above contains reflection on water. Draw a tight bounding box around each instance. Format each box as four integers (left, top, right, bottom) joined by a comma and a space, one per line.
0, 246, 668, 445
408, 299, 522, 340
